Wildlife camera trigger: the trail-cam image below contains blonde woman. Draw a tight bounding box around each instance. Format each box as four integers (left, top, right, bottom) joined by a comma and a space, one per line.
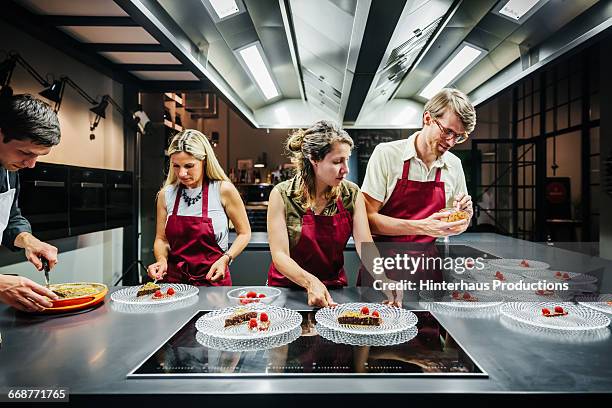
147, 130, 250, 285
267, 121, 375, 307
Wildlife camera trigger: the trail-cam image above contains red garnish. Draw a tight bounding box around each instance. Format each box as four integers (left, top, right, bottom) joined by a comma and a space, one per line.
542, 308, 551, 315
239, 294, 246, 298
248, 318, 258, 329
554, 306, 564, 313
371, 310, 380, 318
246, 291, 257, 298
520, 260, 530, 267
258, 293, 266, 298
562, 273, 570, 279
360, 306, 370, 315
495, 272, 505, 280
153, 290, 162, 298
451, 291, 459, 299
167, 287, 175, 296
259, 312, 269, 322
555, 271, 562, 277
466, 260, 475, 268
463, 292, 471, 300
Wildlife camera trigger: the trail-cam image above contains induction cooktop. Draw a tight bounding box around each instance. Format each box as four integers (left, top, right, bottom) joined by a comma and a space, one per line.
129, 310, 487, 378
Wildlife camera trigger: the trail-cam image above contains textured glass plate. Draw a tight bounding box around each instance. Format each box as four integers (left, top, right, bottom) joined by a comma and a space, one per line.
195, 304, 302, 339
110, 295, 198, 314
419, 301, 502, 317
226, 286, 282, 306
471, 266, 524, 283
315, 303, 417, 335
577, 294, 612, 315
316, 323, 418, 346
501, 302, 611, 331
520, 270, 598, 285
419, 290, 504, 309
500, 314, 611, 344
488, 258, 549, 272
195, 327, 301, 352
110, 284, 198, 305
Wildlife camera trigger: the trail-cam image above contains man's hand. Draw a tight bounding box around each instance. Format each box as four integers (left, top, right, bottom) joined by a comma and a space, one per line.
0, 275, 58, 312
453, 193, 473, 215
417, 212, 467, 237
15, 232, 58, 271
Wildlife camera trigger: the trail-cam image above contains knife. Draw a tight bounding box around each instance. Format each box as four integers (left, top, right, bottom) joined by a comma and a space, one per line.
41, 257, 50, 288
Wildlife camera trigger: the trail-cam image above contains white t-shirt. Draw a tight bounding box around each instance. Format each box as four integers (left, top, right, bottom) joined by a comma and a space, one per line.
361, 132, 468, 208
164, 181, 229, 251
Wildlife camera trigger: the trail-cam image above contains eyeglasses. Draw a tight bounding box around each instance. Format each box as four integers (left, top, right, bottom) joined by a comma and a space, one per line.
433, 118, 469, 144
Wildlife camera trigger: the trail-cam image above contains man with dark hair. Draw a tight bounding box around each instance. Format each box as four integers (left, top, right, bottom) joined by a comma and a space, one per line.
0, 94, 61, 312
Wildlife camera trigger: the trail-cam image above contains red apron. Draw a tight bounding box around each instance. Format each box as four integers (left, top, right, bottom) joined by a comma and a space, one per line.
268, 198, 352, 288
164, 182, 231, 286
358, 159, 445, 286
377, 159, 446, 243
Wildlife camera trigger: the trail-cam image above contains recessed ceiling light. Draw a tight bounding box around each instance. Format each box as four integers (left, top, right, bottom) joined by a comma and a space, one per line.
202, 0, 244, 22
236, 43, 280, 100
419, 43, 486, 99
494, 0, 548, 23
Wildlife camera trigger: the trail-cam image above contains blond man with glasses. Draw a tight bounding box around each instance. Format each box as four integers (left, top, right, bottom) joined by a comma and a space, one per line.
361, 88, 475, 242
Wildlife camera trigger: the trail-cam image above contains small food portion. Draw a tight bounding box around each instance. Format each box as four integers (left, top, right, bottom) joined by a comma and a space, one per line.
337, 307, 382, 326
535, 289, 555, 296
239, 291, 267, 304
554, 271, 571, 281
520, 259, 530, 268
247, 312, 271, 331
137, 282, 161, 297
437, 208, 469, 222
494, 271, 505, 281
151, 287, 176, 300
541, 305, 568, 317
224, 308, 258, 327
451, 291, 478, 302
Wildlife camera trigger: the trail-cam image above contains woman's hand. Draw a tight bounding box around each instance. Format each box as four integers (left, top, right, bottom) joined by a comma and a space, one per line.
147, 259, 168, 280
206, 255, 229, 282
380, 276, 403, 308
305, 275, 336, 307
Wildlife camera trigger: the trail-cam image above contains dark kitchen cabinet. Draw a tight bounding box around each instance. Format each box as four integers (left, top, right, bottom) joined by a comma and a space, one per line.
19, 163, 69, 240
19, 163, 134, 238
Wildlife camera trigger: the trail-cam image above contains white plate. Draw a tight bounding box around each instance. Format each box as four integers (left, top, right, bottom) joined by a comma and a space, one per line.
577, 294, 612, 315
315, 303, 417, 335
110, 284, 198, 305
195, 304, 301, 339
520, 270, 598, 285
195, 327, 301, 352
316, 323, 418, 347
419, 290, 504, 309
500, 302, 610, 331
488, 258, 549, 272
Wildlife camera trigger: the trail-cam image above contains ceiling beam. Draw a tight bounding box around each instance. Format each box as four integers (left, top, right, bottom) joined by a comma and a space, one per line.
44, 16, 138, 26
88, 43, 165, 52
137, 80, 214, 93
120, 64, 189, 71
1, 1, 143, 86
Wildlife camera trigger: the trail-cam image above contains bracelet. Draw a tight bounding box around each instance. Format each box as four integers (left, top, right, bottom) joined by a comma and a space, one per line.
222, 251, 233, 265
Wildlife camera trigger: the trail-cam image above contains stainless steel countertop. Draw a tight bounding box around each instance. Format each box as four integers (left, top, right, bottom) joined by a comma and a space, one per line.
0, 233, 611, 394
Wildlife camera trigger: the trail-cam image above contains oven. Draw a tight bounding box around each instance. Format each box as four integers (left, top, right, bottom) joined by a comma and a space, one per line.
19, 163, 69, 240
106, 170, 134, 229
69, 167, 106, 235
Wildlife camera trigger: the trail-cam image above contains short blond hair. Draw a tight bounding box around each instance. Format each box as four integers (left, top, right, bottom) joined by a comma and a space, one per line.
424, 88, 476, 134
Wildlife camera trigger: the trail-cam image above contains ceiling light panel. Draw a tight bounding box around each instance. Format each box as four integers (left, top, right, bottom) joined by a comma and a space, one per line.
235, 42, 280, 100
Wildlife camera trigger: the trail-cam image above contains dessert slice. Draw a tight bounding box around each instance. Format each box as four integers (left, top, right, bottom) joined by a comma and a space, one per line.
541, 305, 569, 317
520, 259, 530, 268
337, 306, 382, 326
224, 308, 258, 327
451, 291, 478, 302
554, 271, 571, 281
494, 271, 506, 281
137, 281, 161, 297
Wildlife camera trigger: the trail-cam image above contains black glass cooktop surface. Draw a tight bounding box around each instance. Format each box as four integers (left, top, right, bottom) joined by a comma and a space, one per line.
129, 310, 487, 378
